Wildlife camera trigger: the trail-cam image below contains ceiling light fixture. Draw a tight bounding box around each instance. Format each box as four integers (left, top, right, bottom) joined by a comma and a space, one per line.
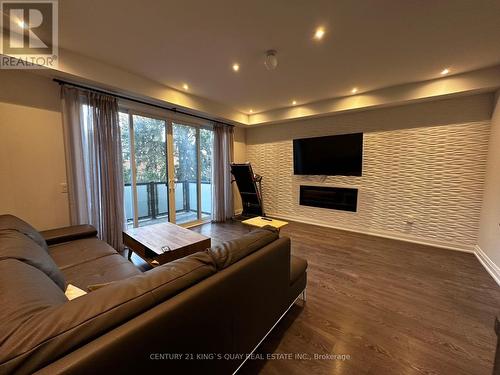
351, 87, 358, 94
249, 109, 253, 113
313, 27, 325, 40
264, 50, 278, 71
440, 68, 450, 75
182, 83, 189, 90
232, 63, 240, 72
292, 100, 297, 105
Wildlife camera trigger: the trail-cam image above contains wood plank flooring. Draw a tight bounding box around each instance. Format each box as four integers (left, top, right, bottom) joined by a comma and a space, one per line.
126, 219, 500, 374
191, 220, 500, 375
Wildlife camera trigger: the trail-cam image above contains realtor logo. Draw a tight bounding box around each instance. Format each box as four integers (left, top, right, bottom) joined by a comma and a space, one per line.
1, 0, 58, 69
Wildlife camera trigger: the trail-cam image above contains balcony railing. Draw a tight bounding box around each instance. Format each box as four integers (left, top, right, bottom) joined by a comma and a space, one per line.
124, 181, 212, 223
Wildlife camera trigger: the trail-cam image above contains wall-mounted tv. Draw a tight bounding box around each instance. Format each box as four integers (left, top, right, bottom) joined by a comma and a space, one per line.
293, 133, 363, 176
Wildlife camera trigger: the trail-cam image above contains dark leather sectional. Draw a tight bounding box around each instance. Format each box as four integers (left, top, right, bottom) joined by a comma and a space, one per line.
0, 214, 307, 374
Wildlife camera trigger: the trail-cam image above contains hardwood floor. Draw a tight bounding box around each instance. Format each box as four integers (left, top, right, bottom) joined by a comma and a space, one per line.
190, 220, 500, 375
124, 220, 500, 374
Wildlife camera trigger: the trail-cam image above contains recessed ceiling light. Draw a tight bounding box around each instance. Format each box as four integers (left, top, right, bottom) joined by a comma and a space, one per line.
232, 63, 240, 72
351, 87, 358, 94
440, 68, 450, 75
292, 100, 297, 105
182, 83, 189, 90
313, 27, 325, 40
249, 109, 253, 113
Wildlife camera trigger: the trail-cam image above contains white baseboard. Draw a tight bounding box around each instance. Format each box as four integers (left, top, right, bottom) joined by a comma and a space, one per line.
266, 212, 475, 253
474, 245, 500, 286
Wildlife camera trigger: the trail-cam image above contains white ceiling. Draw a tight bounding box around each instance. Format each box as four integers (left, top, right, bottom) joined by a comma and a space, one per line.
59, 0, 500, 114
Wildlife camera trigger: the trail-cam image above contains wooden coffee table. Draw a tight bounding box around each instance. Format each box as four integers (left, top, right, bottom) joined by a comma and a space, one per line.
123, 222, 211, 266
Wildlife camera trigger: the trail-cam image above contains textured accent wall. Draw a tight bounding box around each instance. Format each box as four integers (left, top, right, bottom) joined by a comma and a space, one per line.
247, 121, 490, 250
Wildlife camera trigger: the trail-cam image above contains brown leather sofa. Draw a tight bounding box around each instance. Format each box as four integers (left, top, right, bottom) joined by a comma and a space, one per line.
0, 214, 307, 374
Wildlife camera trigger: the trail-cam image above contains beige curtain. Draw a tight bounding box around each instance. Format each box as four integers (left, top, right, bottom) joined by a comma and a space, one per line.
61, 86, 125, 250
212, 123, 234, 222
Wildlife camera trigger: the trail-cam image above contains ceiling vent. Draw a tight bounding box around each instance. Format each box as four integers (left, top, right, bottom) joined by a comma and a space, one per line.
264, 50, 278, 71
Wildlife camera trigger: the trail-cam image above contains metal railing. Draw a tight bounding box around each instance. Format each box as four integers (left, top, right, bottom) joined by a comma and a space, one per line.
124, 181, 212, 222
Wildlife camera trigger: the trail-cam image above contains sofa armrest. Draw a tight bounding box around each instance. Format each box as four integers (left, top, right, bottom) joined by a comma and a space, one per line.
290, 255, 307, 285
40, 225, 98, 246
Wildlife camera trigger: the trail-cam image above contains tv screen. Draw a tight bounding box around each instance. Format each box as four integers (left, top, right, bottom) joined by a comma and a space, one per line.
293, 133, 363, 176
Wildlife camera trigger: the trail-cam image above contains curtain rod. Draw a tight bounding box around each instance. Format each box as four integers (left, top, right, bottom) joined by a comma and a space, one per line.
53, 78, 234, 127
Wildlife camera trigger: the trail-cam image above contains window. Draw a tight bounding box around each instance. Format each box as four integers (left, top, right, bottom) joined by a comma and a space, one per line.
119, 108, 213, 227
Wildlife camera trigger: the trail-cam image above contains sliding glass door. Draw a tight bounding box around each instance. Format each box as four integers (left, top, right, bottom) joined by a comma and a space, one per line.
172, 122, 213, 224
172, 123, 198, 224
133, 114, 169, 226
120, 113, 169, 227
200, 128, 213, 220
120, 110, 212, 227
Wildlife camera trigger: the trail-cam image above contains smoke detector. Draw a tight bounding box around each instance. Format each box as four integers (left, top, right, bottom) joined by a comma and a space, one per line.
264, 50, 278, 71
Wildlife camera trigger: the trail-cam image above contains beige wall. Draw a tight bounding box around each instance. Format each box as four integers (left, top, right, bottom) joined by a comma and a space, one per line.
0, 70, 247, 226
232, 126, 246, 214
246, 93, 494, 251
0, 71, 70, 230
478, 92, 500, 268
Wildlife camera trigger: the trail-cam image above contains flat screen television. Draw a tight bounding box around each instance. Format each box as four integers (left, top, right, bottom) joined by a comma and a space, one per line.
293, 133, 363, 176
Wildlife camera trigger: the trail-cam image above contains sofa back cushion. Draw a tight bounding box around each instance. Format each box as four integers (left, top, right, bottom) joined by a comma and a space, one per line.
0, 251, 217, 374
0, 214, 48, 252
0, 229, 66, 290
207, 226, 279, 270
0, 259, 68, 353
0, 276, 157, 374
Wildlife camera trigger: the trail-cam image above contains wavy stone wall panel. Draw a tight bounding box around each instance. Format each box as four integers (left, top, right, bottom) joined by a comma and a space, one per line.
247, 121, 490, 248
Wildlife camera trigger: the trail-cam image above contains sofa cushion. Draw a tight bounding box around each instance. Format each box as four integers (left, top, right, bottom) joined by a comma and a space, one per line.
207, 226, 279, 270
0, 252, 217, 374
48, 237, 117, 270
61, 254, 141, 291
0, 229, 66, 290
41, 224, 98, 246
0, 276, 157, 375
290, 255, 307, 285
0, 214, 48, 252
0, 259, 67, 345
